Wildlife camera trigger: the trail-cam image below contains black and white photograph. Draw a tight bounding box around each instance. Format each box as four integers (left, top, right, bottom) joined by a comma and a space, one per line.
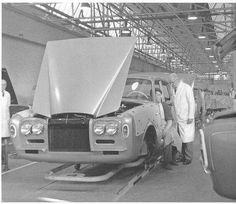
1, 1, 236, 202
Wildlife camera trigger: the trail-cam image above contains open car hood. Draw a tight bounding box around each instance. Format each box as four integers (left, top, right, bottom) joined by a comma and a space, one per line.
33, 37, 136, 117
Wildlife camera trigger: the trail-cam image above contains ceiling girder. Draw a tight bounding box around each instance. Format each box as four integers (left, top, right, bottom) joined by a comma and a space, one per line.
7, 2, 233, 75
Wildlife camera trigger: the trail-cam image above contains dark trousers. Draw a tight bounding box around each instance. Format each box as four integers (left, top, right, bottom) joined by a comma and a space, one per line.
163, 144, 172, 165
172, 146, 178, 161
176, 124, 193, 162
163, 143, 178, 165
182, 142, 193, 161
2, 137, 9, 171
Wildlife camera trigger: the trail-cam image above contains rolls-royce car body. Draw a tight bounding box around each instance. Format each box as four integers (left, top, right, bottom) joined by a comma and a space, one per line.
200, 110, 236, 199
9, 37, 175, 165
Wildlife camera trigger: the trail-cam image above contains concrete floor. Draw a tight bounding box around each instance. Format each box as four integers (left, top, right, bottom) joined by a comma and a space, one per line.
119, 136, 234, 202
2, 131, 235, 202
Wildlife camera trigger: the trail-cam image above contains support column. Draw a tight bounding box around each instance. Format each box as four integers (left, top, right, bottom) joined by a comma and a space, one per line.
233, 3, 236, 91
230, 4, 236, 110
232, 51, 236, 91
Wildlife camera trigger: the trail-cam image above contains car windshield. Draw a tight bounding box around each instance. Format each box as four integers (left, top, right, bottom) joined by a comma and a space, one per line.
122, 78, 152, 101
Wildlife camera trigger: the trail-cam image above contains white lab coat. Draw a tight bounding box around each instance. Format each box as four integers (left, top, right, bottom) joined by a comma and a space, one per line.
174, 81, 195, 143
1, 90, 11, 138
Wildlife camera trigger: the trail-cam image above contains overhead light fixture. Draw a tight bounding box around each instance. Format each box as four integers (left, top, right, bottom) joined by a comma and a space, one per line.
212, 60, 217, 63
81, 3, 91, 8
205, 42, 212, 50
122, 29, 130, 34
198, 25, 206, 39
120, 20, 131, 37
198, 35, 206, 39
188, 4, 198, 20
120, 29, 131, 37
209, 55, 214, 58
215, 65, 219, 68
188, 15, 198, 20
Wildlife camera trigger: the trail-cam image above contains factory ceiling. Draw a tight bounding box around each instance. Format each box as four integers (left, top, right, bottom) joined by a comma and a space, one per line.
4, 2, 236, 80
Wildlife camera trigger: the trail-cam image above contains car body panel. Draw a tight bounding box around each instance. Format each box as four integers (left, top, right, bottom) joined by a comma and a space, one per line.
201, 110, 236, 199
33, 37, 136, 118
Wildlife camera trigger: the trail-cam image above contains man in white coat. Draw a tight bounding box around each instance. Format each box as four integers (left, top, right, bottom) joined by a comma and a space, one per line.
170, 73, 195, 165
1, 79, 11, 171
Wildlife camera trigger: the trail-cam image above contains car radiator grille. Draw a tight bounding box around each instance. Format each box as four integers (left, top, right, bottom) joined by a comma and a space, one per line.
48, 118, 90, 152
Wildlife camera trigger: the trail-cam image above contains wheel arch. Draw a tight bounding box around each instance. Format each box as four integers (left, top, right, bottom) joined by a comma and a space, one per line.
144, 125, 158, 144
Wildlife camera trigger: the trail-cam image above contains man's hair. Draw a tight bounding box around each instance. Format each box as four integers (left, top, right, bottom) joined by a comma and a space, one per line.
169, 73, 178, 83
155, 88, 162, 94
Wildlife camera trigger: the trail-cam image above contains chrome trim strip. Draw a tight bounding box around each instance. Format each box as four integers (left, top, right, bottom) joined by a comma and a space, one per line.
199, 128, 210, 174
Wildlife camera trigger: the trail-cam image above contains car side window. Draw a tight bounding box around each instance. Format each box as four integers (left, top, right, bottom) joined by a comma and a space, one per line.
161, 81, 170, 102
154, 80, 160, 86
154, 80, 161, 90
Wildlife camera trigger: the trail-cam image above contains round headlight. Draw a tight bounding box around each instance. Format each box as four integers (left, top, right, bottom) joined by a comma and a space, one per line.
20, 123, 32, 136
94, 123, 105, 135
32, 123, 44, 135
10, 124, 17, 138
106, 123, 118, 136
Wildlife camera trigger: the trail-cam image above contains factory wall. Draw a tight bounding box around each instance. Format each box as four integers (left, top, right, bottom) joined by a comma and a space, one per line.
2, 5, 166, 105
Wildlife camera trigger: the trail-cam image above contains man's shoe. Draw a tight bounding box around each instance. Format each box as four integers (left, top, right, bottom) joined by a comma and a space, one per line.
162, 164, 173, 170
183, 160, 192, 165
176, 157, 185, 163
170, 161, 178, 166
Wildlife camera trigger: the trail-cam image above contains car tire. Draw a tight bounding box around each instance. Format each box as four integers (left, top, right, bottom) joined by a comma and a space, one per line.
144, 129, 157, 164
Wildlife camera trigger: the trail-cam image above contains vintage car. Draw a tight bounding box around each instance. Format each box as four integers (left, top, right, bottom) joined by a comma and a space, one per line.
199, 27, 236, 200
9, 37, 175, 168
200, 110, 236, 199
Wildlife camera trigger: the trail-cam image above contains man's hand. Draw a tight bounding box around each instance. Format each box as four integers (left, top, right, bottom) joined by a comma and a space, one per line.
162, 129, 167, 139
187, 118, 194, 124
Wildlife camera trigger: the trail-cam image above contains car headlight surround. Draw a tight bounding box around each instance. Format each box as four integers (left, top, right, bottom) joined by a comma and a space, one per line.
10, 124, 17, 138
94, 122, 106, 135
32, 123, 44, 135
20, 123, 32, 136
106, 123, 118, 136
122, 124, 129, 138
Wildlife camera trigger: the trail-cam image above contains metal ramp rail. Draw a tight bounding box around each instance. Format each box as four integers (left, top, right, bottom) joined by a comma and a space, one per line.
45, 158, 146, 182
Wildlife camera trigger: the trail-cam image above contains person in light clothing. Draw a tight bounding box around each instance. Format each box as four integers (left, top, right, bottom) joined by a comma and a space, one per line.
1, 79, 11, 138
1, 79, 11, 171
169, 73, 195, 165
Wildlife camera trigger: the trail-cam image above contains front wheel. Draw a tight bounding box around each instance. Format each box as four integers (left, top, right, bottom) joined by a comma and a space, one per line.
144, 135, 159, 166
